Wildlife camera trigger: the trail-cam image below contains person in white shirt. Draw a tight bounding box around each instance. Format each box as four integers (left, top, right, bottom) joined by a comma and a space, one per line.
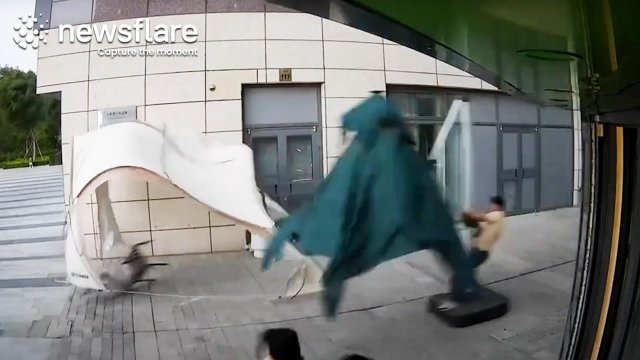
462, 196, 506, 268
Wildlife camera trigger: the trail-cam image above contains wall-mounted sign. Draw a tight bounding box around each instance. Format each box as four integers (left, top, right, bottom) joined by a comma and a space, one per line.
98, 106, 137, 128
279, 68, 292, 82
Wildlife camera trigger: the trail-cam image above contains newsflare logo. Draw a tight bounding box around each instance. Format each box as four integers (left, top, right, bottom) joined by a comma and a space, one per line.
59, 18, 198, 44
13, 14, 49, 50
12, 16, 199, 51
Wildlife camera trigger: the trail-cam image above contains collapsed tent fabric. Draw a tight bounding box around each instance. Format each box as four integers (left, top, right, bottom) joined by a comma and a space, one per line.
262, 95, 478, 316
65, 121, 322, 292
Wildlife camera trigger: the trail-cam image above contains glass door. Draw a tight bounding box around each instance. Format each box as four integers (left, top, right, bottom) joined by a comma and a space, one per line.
500, 126, 539, 214
249, 130, 282, 205
281, 129, 322, 211
248, 127, 322, 213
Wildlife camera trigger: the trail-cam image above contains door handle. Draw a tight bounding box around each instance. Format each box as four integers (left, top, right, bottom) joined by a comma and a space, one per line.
274, 184, 278, 194
514, 169, 518, 178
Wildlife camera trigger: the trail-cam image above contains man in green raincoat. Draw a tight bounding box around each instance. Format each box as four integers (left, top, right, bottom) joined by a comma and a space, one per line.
262, 94, 479, 316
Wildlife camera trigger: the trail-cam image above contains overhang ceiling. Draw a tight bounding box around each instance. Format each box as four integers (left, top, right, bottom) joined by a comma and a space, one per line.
269, 0, 640, 122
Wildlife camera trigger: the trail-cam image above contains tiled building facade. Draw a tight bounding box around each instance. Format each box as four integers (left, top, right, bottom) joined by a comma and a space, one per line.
35, 0, 579, 258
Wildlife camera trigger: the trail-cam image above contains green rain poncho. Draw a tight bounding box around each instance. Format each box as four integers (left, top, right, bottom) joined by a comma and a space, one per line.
262, 95, 478, 316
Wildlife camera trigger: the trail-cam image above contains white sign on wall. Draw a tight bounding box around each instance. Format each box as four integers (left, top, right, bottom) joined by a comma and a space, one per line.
98, 107, 137, 128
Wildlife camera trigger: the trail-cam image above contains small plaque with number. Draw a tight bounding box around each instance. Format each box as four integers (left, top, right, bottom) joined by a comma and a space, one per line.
279, 68, 292, 82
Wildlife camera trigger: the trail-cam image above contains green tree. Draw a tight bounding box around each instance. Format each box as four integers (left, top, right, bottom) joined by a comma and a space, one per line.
0, 66, 60, 162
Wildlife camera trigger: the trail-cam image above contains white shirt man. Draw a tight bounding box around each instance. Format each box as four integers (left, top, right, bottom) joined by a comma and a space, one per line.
463, 196, 506, 268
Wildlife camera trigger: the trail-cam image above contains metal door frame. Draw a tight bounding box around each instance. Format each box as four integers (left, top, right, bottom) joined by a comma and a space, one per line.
499, 124, 540, 215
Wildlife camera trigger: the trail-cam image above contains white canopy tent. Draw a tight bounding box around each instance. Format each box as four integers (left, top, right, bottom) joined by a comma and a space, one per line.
65, 121, 322, 295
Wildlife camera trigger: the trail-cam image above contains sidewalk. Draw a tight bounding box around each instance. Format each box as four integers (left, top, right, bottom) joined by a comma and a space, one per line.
0, 167, 580, 359
51, 209, 578, 360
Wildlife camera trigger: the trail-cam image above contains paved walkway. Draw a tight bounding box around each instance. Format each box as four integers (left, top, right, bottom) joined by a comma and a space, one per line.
0, 166, 580, 359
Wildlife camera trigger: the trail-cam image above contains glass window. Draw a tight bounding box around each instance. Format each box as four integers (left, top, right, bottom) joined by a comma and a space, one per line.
50, 0, 93, 27
92, 0, 148, 23
387, 93, 412, 117
253, 137, 278, 179
244, 86, 320, 127
287, 136, 313, 182
148, 0, 206, 16
207, 0, 265, 12
415, 94, 440, 117
35, 0, 54, 30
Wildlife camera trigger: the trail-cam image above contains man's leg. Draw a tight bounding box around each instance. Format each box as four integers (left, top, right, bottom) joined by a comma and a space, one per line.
469, 248, 489, 268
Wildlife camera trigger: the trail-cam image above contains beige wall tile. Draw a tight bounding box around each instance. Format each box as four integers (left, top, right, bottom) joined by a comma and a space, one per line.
210, 211, 235, 226
265, 40, 324, 69
206, 70, 257, 101
146, 72, 205, 105
89, 76, 145, 110
481, 81, 499, 91
324, 69, 385, 98
106, 174, 148, 202
385, 71, 438, 86
146, 102, 206, 133
436, 59, 472, 76
88, 111, 98, 131
146, 42, 206, 74
88, 47, 145, 80
39, 28, 91, 58
206, 13, 264, 41
325, 127, 355, 157
148, 179, 185, 200
437, 75, 482, 89
111, 201, 151, 232
205, 100, 242, 132
324, 98, 367, 127
149, 198, 209, 230
64, 174, 71, 205
152, 228, 211, 255
327, 157, 340, 173
136, 105, 146, 122
206, 41, 265, 70
324, 42, 384, 70
37, 53, 89, 86
257, 69, 267, 83
384, 44, 436, 73
62, 144, 71, 175
266, 13, 322, 40
204, 131, 243, 144
38, 82, 89, 114
211, 225, 246, 252
61, 112, 88, 145
322, 19, 381, 43
148, 14, 206, 44
264, 68, 324, 83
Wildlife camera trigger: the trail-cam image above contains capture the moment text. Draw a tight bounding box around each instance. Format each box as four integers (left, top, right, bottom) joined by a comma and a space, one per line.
97, 48, 199, 58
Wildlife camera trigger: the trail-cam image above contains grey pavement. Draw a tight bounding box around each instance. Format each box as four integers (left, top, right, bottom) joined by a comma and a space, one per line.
0, 166, 580, 359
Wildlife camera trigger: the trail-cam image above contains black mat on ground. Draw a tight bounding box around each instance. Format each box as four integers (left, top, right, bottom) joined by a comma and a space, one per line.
428, 287, 509, 327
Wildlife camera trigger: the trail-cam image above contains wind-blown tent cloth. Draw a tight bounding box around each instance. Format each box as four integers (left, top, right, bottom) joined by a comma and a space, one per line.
262, 95, 478, 316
